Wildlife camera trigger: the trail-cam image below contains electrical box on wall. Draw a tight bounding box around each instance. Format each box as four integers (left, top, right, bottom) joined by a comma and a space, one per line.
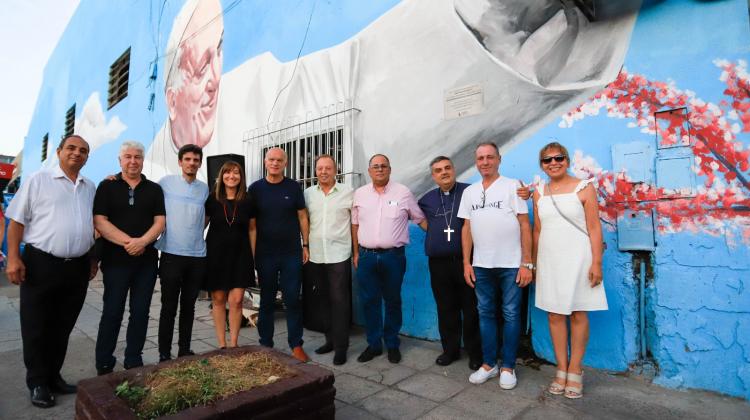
617, 209, 656, 251
612, 141, 655, 185
656, 156, 696, 197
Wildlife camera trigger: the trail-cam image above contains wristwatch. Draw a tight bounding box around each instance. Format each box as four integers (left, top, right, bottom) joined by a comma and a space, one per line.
302, 244, 309, 248
521, 263, 535, 271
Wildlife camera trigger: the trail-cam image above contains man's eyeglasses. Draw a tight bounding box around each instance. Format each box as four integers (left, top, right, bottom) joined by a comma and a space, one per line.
128, 188, 135, 206
480, 190, 486, 209
370, 164, 390, 171
540, 155, 566, 165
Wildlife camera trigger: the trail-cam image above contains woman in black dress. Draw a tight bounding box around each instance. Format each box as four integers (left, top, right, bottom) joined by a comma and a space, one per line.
205, 161, 254, 348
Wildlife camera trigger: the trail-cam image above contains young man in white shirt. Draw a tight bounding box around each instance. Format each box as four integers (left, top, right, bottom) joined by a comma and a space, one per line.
458, 142, 534, 390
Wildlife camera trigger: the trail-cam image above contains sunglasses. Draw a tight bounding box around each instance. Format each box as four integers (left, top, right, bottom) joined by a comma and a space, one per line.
540, 155, 566, 164
128, 188, 135, 206
370, 164, 390, 171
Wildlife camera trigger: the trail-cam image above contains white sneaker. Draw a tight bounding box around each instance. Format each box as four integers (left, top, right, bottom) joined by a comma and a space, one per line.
469, 365, 499, 384
499, 369, 517, 389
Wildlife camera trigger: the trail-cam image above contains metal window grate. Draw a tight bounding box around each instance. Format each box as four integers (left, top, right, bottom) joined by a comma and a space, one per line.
243, 101, 360, 189
41, 133, 49, 162
64, 104, 76, 138
108, 47, 130, 109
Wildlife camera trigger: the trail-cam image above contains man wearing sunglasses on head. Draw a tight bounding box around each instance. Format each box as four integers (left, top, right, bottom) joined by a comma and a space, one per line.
457, 142, 533, 391
93, 140, 166, 376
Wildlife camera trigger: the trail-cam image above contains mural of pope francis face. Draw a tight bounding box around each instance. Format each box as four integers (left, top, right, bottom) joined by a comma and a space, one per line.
164, 0, 224, 149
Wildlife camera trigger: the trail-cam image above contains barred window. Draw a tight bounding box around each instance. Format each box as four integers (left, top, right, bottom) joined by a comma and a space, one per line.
260, 129, 344, 189
41, 133, 49, 162
108, 47, 130, 109
64, 104, 75, 138
244, 102, 359, 189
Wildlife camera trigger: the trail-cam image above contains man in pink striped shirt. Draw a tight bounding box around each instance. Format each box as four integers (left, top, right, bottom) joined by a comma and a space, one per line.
352, 154, 426, 364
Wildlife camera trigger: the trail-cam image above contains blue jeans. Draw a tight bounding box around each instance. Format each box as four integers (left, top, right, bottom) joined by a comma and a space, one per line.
256, 253, 304, 348
474, 267, 522, 369
357, 247, 406, 350
95, 258, 158, 369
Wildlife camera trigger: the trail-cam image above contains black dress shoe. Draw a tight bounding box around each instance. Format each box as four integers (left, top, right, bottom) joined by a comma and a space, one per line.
333, 350, 347, 365
177, 350, 195, 358
387, 348, 402, 364
435, 352, 458, 366
357, 346, 383, 363
30, 386, 55, 408
315, 343, 334, 355
159, 354, 172, 362
469, 359, 482, 371
50, 378, 77, 394
123, 362, 143, 370
96, 366, 114, 376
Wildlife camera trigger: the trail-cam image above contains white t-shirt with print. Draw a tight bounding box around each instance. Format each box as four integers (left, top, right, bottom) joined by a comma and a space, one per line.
457, 176, 528, 268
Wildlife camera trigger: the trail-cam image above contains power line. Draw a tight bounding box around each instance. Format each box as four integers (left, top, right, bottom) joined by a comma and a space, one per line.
265, 0, 318, 125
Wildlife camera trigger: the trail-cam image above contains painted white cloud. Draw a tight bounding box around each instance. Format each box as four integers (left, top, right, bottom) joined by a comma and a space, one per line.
75, 91, 127, 153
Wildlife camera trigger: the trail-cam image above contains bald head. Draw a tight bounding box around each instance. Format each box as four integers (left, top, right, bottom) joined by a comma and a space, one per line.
265, 147, 288, 161
264, 147, 288, 179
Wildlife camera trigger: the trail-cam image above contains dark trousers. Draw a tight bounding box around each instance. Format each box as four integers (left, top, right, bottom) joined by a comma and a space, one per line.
256, 253, 304, 349
304, 259, 351, 351
20, 246, 89, 389
428, 257, 482, 361
357, 247, 406, 350
95, 257, 158, 369
157, 253, 206, 357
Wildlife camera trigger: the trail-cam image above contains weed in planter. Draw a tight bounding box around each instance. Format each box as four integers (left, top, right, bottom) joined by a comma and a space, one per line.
116, 351, 295, 419
115, 381, 149, 406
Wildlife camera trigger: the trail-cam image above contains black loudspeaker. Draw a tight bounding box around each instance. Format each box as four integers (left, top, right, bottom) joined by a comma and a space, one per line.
206, 154, 245, 189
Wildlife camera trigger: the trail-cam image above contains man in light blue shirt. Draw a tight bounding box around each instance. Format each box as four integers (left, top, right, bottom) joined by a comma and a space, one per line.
154, 144, 210, 361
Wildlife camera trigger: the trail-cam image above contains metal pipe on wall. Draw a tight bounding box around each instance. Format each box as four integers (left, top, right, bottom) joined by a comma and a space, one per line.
639, 259, 647, 360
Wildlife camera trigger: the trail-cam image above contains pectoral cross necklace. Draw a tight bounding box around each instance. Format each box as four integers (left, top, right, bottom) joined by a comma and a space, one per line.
439, 185, 456, 242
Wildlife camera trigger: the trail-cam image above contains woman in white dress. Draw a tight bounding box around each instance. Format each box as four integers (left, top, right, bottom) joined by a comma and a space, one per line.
532, 142, 607, 399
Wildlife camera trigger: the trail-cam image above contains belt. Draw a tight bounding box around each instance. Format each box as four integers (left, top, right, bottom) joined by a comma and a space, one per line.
26, 245, 87, 263
359, 246, 403, 253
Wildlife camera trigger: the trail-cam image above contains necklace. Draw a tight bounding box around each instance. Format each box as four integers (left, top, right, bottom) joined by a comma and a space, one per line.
549, 178, 568, 193
223, 199, 238, 226
438, 184, 456, 242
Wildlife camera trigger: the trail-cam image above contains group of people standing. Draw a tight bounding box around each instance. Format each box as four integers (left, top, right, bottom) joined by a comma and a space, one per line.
3, 134, 607, 409
420, 142, 607, 399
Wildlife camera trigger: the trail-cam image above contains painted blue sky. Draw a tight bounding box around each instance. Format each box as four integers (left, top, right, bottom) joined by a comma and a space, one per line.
0, 0, 80, 156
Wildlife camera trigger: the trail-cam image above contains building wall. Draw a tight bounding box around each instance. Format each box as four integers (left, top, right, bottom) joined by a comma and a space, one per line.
506, 0, 750, 399
19, 0, 750, 399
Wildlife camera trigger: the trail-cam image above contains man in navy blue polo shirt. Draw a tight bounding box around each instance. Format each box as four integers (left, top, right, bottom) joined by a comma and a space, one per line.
418, 156, 482, 370
249, 147, 310, 362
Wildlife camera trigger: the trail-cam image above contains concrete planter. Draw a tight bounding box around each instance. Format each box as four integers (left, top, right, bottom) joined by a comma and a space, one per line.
75, 346, 335, 419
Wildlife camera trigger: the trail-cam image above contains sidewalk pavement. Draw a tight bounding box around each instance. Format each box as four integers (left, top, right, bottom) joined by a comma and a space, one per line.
0, 272, 748, 420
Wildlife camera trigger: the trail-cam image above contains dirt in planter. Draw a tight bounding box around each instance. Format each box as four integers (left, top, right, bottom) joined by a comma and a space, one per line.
116, 352, 296, 419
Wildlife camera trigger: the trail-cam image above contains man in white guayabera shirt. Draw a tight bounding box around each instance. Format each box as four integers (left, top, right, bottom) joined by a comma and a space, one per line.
5, 135, 98, 408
